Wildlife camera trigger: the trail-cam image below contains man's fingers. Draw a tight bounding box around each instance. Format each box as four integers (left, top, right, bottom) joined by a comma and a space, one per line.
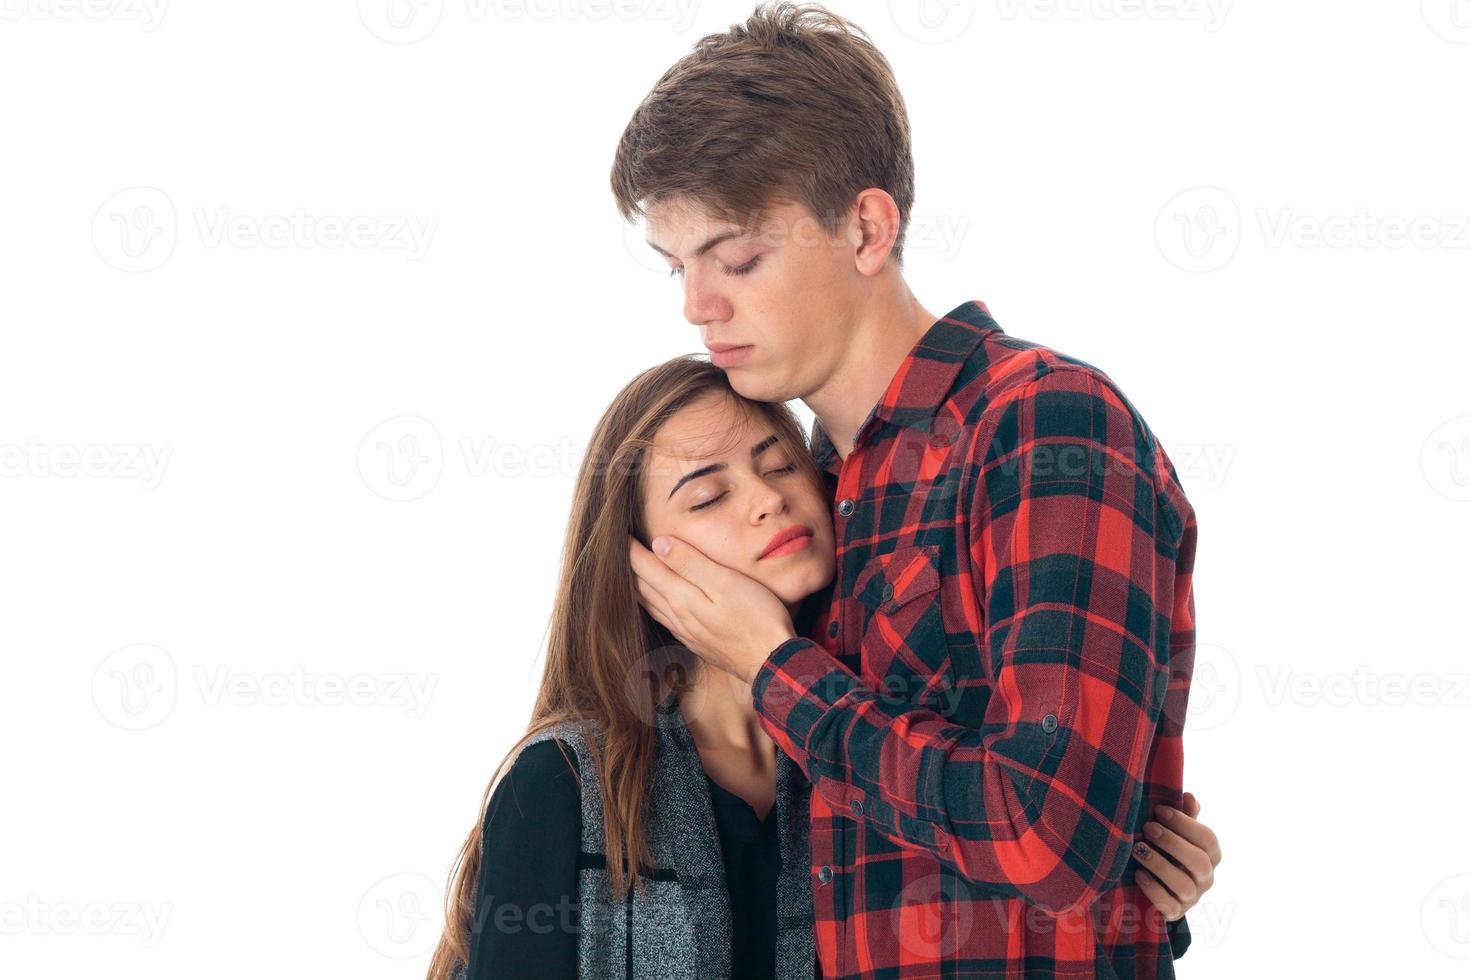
630, 536, 701, 607
1154, 804, 1223, 867
647, 535, 717, 602
1133, 870, 1184, 921
629, 539, 682, 628
1182, 791, 1200, 817
634, 576, 675, 631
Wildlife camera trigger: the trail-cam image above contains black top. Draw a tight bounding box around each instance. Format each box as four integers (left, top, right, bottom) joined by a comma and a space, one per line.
467, 740, 582, 979
466, 738, 783, 979
704, 770, 781, 980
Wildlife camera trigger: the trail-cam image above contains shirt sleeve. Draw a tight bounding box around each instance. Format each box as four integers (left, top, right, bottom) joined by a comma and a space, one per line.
1168, 914, 1192, 958
750, 367, 1179, 913
465, 738, 582, 979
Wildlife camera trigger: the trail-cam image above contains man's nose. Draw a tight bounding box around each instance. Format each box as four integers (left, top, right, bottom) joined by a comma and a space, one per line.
681, 267, 730, 327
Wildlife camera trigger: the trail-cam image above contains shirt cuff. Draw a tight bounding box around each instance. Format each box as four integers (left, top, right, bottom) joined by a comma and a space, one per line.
750, 637, 864, 773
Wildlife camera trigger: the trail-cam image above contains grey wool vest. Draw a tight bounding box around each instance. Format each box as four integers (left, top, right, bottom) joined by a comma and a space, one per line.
517, 694, 814, 979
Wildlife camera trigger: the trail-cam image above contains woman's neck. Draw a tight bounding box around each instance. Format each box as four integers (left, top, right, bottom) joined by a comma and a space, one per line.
677, 656, 778, 819
678, 595, 802, 751
678, 656, 770, 752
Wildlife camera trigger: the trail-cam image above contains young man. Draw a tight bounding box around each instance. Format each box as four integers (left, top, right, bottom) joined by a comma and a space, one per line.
623, 5, 1220, 977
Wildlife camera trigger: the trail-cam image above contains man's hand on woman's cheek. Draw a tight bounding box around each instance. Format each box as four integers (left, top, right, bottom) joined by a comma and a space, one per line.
628, 534, 796, 684
1130, 791, 1223, 920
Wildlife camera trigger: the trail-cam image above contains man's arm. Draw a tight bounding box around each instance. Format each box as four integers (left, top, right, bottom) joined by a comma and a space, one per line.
751, 368, 1182, 914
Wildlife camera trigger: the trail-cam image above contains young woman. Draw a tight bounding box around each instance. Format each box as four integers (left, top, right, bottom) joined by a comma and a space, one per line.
428, 356, 1214, 979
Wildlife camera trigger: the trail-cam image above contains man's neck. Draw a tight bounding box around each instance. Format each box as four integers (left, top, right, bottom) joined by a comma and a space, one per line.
803, 281, 938, 461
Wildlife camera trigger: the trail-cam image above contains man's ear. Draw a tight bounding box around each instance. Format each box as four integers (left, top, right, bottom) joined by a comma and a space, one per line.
852, 187, 902, 276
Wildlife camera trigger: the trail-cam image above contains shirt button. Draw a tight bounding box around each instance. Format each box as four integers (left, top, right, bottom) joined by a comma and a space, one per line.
880, 582, 894, 602
850, 799, 864, 817
817, 865, 833, 884
837, 498, 855, 517
827, 620, 839, 638
1041, 713, 1059, 734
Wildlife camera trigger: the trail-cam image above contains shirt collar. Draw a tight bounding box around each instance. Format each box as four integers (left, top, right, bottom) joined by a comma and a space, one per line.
808, 299, 1000, 474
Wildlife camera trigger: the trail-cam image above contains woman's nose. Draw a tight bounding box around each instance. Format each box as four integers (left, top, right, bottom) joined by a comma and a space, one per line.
751, 480, 788, 520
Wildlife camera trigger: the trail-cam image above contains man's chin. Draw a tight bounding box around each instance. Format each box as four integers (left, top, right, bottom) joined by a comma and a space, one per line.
726, 367, 793, 405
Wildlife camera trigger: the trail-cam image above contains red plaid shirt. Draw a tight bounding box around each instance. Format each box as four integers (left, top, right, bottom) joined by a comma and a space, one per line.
752, 300, 1197, 979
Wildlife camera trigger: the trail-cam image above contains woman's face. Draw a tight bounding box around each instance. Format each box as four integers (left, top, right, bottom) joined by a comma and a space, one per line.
639, 390, 836, 610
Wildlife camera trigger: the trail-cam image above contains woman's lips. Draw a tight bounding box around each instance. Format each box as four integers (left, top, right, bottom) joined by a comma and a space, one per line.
761, 530, 813, 559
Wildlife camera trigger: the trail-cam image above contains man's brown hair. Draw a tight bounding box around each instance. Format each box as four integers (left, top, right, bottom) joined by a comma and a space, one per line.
610, 2, 916, 264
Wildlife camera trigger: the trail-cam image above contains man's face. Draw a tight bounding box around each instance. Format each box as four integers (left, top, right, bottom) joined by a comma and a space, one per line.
639, 390, 836, 609
644, 196, 860, 404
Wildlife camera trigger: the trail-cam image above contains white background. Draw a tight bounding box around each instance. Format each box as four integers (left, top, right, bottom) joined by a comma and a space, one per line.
3, 1, 1468, 977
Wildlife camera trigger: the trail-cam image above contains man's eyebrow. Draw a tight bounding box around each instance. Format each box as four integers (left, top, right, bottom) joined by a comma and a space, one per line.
646, 230, 743, 261
665, 434, 781, 501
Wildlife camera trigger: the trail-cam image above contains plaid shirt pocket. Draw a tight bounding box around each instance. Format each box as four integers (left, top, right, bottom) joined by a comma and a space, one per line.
851, 544, 956, 716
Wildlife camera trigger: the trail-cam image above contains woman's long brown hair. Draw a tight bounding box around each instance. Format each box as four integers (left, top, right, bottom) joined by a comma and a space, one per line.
427, 355, 825, 979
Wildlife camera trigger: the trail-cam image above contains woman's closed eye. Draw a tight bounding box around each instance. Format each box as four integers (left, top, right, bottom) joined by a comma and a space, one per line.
689, 464, 797, 512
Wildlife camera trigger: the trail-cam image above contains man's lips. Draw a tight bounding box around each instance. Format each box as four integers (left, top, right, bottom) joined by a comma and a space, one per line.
706, 344, 754, 368
759, 524, 814, 559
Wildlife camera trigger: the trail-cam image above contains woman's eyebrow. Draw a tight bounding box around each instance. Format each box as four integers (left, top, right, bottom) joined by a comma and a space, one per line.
665, 434, 781, 501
